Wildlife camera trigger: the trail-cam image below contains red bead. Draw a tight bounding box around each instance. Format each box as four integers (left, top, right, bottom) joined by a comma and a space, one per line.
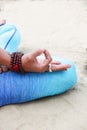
13, 65, 19, 71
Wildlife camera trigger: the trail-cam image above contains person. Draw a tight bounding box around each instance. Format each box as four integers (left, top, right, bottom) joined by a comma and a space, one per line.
0, 20, 71, 74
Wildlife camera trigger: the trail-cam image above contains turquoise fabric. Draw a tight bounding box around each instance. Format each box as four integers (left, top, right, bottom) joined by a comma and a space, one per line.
0, 57, 77, 106
0, 23, 77, 106
0, 23, 21, 53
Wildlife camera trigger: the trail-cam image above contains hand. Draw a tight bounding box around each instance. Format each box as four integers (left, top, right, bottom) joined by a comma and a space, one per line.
22, 49, 71, 73
22, 49, 52, 72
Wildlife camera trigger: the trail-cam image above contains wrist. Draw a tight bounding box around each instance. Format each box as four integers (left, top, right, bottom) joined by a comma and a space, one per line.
2, 52, 11, 67
10, 52, 25, 73
21, 55, 27, 72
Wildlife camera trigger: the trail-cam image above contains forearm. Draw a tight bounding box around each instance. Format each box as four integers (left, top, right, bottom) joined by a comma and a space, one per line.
0, 48, 10, 67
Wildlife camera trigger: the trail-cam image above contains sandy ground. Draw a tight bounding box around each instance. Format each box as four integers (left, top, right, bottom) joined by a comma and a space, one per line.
0, 0, 87, 130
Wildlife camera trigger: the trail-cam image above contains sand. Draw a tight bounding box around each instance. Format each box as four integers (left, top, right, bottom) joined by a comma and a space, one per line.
0, 0, 87, 130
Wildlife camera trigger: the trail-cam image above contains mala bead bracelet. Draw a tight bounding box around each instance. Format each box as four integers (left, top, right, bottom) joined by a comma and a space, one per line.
10, 52, 25, 73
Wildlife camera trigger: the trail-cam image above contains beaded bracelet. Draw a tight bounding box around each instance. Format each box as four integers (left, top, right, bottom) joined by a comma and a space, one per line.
10, 52, 25, 74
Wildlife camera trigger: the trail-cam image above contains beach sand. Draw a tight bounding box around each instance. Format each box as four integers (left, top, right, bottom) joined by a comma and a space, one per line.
0, 0, 87, 130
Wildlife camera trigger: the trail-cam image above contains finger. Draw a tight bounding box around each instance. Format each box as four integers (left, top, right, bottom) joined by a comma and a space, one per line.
31, 49, 44, 59
44, 49, 52, 61
51, 61, 61, 65
51, 64, 71, 71
43, 49, 52, 65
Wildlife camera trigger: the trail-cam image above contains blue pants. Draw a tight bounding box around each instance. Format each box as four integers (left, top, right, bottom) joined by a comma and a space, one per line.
0, 23, 77, 106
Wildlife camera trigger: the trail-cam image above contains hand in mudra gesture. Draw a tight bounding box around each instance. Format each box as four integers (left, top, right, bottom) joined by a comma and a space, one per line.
22, 49, 71, 72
